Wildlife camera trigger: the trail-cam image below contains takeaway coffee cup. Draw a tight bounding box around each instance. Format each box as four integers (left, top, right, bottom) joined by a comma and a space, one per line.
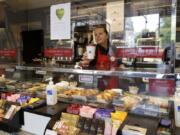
86, 45, 96, 60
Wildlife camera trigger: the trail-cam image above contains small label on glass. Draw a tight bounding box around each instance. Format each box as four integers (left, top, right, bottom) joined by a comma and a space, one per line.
79, 75, 93, 83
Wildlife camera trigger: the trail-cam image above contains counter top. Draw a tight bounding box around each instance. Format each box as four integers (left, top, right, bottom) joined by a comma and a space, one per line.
16, 65, 174, 79
24, 102, 68, 117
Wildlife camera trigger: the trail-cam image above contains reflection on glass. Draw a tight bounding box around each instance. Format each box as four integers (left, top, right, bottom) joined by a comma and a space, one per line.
125, 14, 159, 47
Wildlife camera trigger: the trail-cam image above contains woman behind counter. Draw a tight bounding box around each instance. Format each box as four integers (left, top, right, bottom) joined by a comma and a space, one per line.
80, 25, 117, 70
80, 25, 119, 89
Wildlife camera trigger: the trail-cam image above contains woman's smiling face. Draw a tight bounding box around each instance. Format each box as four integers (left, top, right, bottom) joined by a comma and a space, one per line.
94, 27, 108, 46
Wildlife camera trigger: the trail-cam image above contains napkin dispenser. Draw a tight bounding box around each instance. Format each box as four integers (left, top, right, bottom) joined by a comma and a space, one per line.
122, 125, 147, 135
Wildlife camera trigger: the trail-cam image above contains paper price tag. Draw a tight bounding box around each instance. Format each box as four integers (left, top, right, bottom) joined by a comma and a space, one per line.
35, 70, 47, 75
156, 74, 164, 79
45, 129, 57, 135
5, 68, 15, 72
79, 75, 93, 83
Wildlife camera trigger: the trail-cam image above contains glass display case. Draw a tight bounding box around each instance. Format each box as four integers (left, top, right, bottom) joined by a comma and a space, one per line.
0, 0, 176, 117
0, 0, 176, 109
0, 0, 178, 134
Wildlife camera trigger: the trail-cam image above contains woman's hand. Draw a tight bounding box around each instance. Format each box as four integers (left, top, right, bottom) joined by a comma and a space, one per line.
80, 52, 91, 68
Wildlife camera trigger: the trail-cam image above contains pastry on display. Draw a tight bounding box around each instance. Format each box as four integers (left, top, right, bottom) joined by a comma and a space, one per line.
0, 75, 6, 83
26, 83, 46, 92
4, 79, 17, 85
148, 96, 168, 108
96, 90, 118, 102
0, 108, 4, 114
120, 95, 141, 110
55, 81, 70, 91
129, 86, 139, 94
55, 81, 78, 92
58, 88, 99, 98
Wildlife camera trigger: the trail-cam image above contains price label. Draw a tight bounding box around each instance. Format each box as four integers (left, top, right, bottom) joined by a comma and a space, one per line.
35, 70, 47, 75
44, 48, 73, 57
79, 75, 93, 84
156, 74, 164, 79
45, 129, 57, 135
5, 68, 15, 72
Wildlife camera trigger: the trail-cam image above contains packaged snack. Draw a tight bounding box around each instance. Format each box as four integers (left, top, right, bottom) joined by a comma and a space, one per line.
67, 104, 81, 115
83, 118, 92, 133
61, 113, 79, 127
111, 120, 121, 135
28, 97, 40, 104
52, 121, 62, 131
160, 119, 171, 127
89, 119, 99, 135
157, 127, 171, 135
77, 117, 86, 131
97, 120, 105, 135
17, 95, 31, 106
80, 106, 96, 118
104, 118, 112, 135
95, 108, 113, 120
68, 126, 80, 135
111, 111, 127, 122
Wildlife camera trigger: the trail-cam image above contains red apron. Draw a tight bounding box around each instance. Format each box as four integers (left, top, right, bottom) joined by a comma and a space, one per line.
96, 49, 119, 89
96, 49, 110, 70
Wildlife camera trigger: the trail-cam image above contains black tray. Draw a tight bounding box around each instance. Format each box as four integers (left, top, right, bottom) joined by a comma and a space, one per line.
0, 109, 23, 133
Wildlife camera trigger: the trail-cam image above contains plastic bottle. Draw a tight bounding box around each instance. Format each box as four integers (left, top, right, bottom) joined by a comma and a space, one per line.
46, 78, 57, 105
174, 89, 180, 127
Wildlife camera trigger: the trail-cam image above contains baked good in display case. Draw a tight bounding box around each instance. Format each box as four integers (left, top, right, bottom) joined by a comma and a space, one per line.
96, 90, 119, 103
58, 88, 99, 98
26, 83, 46, 93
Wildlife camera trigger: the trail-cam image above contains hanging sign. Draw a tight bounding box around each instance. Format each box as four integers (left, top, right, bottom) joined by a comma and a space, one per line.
106, 1, 124, 32
50, 3, 71, 40
0, 49, 16, 57
44, 48, 73, 57
117, 47, 163, 58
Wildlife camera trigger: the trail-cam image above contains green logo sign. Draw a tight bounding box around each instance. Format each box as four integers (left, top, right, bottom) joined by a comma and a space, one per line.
56, 8, 64, 20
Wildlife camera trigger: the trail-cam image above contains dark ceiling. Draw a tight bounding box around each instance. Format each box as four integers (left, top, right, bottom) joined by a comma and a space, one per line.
1, 0, 179, 30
